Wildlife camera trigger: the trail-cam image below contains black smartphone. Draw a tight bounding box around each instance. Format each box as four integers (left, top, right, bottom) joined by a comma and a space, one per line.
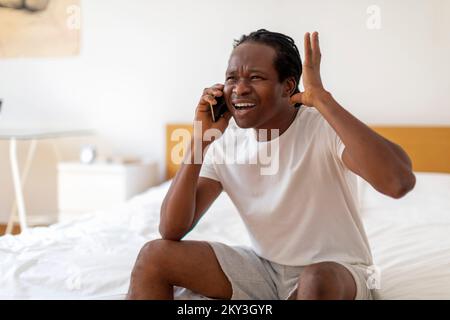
211, 96, 228, 122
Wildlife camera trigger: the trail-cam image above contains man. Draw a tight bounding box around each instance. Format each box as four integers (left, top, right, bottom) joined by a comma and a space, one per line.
127, 29, 415, 300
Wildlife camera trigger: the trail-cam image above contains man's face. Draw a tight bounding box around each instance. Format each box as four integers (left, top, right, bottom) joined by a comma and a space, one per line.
224, 42, 290, 129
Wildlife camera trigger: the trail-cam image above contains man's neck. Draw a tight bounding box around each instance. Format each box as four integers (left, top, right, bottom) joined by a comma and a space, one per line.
254, 106, 299, 142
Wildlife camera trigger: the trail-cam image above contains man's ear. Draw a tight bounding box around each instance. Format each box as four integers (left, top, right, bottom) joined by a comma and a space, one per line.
282, 77, 297, 98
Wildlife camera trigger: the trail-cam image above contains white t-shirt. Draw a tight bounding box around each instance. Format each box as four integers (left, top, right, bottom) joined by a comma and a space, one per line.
199, 106, 373, 267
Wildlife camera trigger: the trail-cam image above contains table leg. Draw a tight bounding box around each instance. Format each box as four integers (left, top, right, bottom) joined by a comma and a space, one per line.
5, 139, 37, 234
9, 138, 28, 233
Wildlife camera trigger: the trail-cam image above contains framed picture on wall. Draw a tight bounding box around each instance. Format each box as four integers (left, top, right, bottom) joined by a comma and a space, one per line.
0, 0, 81, 58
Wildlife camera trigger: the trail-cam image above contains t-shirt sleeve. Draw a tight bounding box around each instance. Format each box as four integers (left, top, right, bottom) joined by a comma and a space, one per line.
321, 117, 346, 164
199, 142, 221, 182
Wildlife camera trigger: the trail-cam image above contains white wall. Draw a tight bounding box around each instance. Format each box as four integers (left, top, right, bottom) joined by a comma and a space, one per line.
0, 0, 449, 223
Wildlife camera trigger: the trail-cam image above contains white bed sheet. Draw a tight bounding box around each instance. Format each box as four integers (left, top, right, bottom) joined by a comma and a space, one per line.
0, 173, 449, 299
360, 172, 450, 299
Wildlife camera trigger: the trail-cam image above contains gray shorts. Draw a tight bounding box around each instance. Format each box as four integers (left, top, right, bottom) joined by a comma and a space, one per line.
207, 241, 374, 300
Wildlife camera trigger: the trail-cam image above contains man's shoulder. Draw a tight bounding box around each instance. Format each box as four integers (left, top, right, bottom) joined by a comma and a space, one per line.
300, 107, 325, 124
293, 107, 330, 138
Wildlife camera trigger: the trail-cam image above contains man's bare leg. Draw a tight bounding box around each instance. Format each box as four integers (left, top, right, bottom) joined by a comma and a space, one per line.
126, 239, 232, 300
293, 262, 357, 300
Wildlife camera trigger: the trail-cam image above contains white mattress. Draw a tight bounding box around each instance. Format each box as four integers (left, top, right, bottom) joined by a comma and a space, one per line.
0, 172, 449, 299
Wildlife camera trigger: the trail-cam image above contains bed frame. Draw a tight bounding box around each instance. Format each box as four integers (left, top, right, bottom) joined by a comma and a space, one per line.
165, 124, 450, 179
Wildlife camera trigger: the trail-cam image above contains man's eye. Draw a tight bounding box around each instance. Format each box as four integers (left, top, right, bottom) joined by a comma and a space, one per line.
251, 76, 262, 80
226, 77, 235, 81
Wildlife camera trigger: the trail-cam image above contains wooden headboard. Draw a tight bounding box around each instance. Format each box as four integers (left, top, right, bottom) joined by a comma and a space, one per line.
165, 124, 450, 180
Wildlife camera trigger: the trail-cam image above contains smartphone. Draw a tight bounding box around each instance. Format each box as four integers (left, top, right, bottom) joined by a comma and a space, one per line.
210, 96, 228, 122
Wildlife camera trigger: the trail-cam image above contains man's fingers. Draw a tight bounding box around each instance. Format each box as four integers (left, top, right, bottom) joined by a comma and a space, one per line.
202, 88, 223, 97
201, 94, 216, 106
290, 92, 303, 105
212, 83, 224, 90
199, 85, 225, 107
311, 31, 321, 64
205, 84, 224, 94
304, 32, 312, 65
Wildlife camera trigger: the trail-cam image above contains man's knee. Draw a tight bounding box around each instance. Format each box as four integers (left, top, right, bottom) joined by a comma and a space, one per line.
301, 262, 338, 290
297, 262, 355, 300
127, 239, 180, 299
133, 239, 178, 278
303, 262, 340, 280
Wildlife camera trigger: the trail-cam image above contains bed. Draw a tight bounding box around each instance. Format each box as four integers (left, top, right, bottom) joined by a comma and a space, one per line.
0, 125, 449, 299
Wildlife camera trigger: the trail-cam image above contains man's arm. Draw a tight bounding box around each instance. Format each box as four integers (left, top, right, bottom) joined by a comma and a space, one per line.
315, 92, 415, 198
159, 83, 232, 241
159, 139, 222, 240
291, 32, 415, 198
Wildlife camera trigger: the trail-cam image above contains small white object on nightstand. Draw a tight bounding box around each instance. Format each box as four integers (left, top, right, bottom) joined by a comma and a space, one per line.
80, 145, 96, 164
57, 161, 159, 222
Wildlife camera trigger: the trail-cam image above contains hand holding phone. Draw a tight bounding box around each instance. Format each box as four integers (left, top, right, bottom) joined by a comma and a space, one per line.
195, 84, 232, 142
209, 95, 228, 122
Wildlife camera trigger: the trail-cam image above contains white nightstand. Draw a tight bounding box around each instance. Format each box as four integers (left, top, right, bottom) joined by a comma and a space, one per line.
57, 161, 159, 222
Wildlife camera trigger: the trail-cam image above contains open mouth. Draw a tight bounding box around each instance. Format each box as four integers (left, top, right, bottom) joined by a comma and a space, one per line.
233, 102, 256, 110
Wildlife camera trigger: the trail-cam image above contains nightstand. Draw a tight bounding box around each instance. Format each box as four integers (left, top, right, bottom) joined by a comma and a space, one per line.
57, 161, 159, 222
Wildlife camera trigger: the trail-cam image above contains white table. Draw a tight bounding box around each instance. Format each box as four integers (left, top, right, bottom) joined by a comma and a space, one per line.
0, 128, 95, 234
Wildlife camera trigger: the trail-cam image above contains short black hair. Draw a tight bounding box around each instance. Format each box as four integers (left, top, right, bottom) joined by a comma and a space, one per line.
233, 29, 302, 107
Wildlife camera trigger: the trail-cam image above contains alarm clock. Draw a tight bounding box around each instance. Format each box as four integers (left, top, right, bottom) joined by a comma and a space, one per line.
80, 145, 96, 164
